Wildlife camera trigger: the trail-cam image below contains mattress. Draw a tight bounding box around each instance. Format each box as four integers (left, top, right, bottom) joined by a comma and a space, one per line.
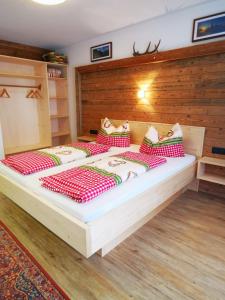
0, 145, 195, 223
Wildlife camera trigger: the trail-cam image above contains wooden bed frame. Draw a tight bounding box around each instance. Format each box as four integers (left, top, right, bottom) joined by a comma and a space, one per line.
0, 120, 205, 258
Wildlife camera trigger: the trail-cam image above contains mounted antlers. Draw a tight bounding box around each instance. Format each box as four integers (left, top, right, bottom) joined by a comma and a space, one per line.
133, 40, 161, 56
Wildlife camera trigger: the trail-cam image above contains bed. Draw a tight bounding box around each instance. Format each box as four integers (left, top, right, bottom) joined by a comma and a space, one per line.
0, 120, 205, 258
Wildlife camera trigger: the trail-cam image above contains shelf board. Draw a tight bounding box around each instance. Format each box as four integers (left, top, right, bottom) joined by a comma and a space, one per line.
0, 54, 44, 65
198, 173, 225, 186
50, 114, 69, 119
5, 143, 50, 155
77, 135, 96, 142
0, 73, 43, 79
52, 131, 70, 137
49, 97, 67, 100
76, 40, 225, 74
47, 62, 68, 67
48, 77, 67, 81
199, 156, 225, 167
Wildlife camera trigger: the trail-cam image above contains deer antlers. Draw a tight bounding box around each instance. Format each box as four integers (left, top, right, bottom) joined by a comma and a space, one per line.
133, 40, 161, 56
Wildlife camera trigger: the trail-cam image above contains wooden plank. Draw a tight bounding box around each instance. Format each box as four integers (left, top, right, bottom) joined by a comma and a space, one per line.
75, 69, 82, 136
198, 173, 225, 185
76, 40, 225, 73
0, 40, 50, 61
1, 190, 225, 299
77, 135, 96, 142
75, 41, 225, 198
48, 64, 71, 146
199, 157, 225, 167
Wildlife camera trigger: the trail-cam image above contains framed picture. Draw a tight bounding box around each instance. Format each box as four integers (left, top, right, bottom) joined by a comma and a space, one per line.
90, 42, 112, 62
192, 11, 225, 42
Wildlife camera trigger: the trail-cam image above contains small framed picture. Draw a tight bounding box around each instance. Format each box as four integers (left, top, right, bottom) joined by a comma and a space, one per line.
192, 11, 225, 42
90, 42, 112, 62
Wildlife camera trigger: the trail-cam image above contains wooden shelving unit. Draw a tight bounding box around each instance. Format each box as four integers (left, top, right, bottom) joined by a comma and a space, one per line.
47, 63, 71, 146
197, 157, 225, 186
0, 55, 71, 155
0, 55, 51, 155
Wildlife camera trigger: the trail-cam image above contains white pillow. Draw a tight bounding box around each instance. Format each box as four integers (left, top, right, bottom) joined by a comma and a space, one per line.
102, 118, 130, 134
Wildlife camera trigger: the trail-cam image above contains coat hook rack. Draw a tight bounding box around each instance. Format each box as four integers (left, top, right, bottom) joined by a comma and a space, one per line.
0, 88, 10, 98
0, 83, 42, 99
0, 83, 41, 90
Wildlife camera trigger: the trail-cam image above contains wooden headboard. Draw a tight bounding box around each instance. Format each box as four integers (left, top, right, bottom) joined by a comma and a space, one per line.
104, 119, 205, 158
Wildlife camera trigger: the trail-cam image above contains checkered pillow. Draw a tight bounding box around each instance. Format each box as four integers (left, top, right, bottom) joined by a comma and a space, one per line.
70, 142, 111, 155
140, 123, 185, 157
96, 118, 131, 147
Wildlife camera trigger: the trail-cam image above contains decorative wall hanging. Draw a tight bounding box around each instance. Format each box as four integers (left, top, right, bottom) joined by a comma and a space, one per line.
132, 40, 161, 56
192, 11, 225, 42
90, 42, 112, 62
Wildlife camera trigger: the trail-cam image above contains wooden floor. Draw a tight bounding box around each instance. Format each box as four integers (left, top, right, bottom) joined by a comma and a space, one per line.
0, 190, 225, 300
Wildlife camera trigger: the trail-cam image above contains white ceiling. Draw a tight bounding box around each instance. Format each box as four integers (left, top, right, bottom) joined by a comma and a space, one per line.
0, 0, 214, 49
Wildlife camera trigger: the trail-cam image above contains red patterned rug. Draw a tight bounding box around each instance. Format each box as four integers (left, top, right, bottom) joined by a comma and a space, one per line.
0, 220, 70, 299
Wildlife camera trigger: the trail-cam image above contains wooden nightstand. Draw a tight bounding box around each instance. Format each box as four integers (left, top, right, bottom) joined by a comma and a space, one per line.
197, 156, 225, 186
77, 135, 96, 143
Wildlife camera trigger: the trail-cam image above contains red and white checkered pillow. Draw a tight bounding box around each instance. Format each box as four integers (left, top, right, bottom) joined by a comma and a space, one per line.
70, 142, 111, 155
96, 118, 131, 147
140, 123, 185, 157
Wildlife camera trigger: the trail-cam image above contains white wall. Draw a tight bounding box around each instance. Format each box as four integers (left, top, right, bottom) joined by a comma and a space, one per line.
0, 122, 5, 159
61, 0, 225, 139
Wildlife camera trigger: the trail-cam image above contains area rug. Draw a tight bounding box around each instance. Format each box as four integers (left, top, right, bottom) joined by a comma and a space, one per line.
0, 220, 70, 299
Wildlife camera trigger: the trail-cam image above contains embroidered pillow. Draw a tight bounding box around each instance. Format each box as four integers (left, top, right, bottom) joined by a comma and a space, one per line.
140, 123, 185, 157
96, 118, 131, 147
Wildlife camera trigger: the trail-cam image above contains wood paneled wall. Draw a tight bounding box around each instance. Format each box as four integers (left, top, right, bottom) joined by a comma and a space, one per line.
0, 40, 50, 61
76, 41, 225, 197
